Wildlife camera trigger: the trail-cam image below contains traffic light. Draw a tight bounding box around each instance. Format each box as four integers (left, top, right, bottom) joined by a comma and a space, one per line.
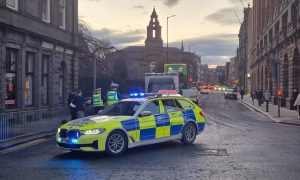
277, 89, 282, 97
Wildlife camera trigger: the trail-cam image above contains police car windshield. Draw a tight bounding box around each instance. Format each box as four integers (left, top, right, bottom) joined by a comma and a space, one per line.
99, 101, 142, 116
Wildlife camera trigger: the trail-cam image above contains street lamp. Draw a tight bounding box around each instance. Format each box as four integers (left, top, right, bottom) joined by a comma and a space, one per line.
167, 15, 176, 64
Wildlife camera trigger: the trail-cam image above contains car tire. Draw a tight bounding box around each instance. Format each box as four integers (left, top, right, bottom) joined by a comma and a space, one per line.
105, 130, 128, 156
181, 122, 197, 144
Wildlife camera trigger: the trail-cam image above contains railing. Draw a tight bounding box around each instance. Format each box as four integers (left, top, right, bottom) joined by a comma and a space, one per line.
0, 107, 69, 140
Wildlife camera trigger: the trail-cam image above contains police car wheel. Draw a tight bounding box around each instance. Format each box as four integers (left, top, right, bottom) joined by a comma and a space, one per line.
105, 130, 128, 156
181, 122, 196, 144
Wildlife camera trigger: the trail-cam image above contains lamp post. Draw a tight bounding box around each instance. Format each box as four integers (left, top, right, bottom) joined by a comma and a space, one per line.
167, 15, 176, 64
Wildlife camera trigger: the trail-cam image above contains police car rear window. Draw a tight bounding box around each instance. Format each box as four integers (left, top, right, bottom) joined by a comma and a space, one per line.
142, 101, 160, 115
176, 99, 194, 110
162, 99, 177, 113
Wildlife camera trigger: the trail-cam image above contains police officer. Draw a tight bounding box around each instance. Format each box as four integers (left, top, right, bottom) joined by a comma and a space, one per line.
93, 88, 104, 114
107, 82, 119, 106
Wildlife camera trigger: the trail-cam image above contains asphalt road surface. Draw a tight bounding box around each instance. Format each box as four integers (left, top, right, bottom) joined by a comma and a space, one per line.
1, 92, 300, 180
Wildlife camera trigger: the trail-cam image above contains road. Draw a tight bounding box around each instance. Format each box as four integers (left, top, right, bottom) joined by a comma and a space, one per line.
1, 92, 300, 180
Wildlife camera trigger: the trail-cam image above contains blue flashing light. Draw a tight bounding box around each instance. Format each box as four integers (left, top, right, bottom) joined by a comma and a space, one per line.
71, 139, 78, 144
129, 92, 145, 98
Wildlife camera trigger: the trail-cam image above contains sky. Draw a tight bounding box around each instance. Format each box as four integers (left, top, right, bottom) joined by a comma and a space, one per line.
78, 0, 250, 67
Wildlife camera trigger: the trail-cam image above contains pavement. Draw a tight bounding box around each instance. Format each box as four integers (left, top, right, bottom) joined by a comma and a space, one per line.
238, 95, 300, 126
0, 130, 56, 151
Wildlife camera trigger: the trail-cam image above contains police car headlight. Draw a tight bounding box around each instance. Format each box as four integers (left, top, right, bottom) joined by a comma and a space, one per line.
57, 128, 61, 133
81, 128, 106, 135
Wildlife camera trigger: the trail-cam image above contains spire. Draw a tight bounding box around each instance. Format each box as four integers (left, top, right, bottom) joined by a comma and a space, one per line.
181, 40, 184, 51
152, 7, 157, 16
145, 8, 163, 49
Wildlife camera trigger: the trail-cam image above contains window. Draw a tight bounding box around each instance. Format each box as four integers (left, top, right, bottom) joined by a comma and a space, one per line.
41, 55, 49, 105
162, 99, 177, 113
275, 21, 279, 35
268, 29, 273, 43
25, 52, 35, 106
142, 101, 160, 115
99, 101, 142, 116
58, 62, 65, 104
147, 78, 175, 93
41, 0, 50, 23
5, 48, 18, 108
6, 0, 18, 11
177, 99, 195, 110
282, 12, 288, 36
58, 0, 66, 29
152, 30, 156, 38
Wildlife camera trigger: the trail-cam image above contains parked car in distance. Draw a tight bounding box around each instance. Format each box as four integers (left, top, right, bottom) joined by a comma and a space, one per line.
224, 88, 237, 100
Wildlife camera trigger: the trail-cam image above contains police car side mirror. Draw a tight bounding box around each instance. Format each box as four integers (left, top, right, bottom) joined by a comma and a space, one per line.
140, 111, 152, 117
97, 110, 103, 115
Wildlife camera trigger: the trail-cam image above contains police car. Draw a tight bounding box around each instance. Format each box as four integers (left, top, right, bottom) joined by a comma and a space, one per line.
56, 91, 205, 156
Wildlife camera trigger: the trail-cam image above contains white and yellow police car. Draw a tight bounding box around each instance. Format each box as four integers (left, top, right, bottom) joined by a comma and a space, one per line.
56, 92, 205, 156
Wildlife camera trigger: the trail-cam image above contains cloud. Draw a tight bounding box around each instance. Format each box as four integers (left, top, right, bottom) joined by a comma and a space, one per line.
133, 5, 146, 9
170, 33, 238, 56
228, 0, 249, 6
152, 0, 181, 8
163, 0, 180, 8
91, 28, 146, 47
169, 33, 238, 65
201, 56, 232, 66
205, 7, 243, 25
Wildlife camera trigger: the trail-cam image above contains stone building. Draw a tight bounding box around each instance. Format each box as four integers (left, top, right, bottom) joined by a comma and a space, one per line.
0, 0, 78, 138
225, 62, 231, 85
104, 8, 199, 93
236, 4, 251, 93
200, 64, 209, 84
216, 66, 226, 85
249, 0, 300, 109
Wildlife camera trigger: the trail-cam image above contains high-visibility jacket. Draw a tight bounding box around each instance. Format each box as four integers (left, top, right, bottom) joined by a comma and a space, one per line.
93, 93, 103, 107
107, 90, 118, 106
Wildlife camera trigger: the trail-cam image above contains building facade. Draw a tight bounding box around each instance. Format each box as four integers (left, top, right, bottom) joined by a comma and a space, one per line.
249, 0, 300, 109
104, 8, 200, 93
236, 4, 251, 93
0, 0, 78, 139
216, 66, 226, 85
200, 64, 209, 84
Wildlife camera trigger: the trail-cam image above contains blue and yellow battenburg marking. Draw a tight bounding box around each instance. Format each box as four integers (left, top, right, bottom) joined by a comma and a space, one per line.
120, 109, 205, 143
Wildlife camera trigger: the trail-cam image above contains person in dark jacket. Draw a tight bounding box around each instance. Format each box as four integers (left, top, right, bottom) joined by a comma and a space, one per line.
291, 89, 299, 110
240, 89, 245, 100
74, 90, 87, 118
68, 89, 77, 120
258, 89, 264, 106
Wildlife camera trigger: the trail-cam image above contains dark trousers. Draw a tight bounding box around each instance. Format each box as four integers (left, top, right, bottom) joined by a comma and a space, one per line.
94, 106, 104, 115
298, 105, 300, 116
71, 109, 77, 120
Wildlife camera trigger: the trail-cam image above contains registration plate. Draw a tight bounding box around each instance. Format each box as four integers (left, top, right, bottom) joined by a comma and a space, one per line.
60, 138, 70, 144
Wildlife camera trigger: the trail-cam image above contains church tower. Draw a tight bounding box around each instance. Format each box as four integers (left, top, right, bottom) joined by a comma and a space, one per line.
145, 8, 163, 49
